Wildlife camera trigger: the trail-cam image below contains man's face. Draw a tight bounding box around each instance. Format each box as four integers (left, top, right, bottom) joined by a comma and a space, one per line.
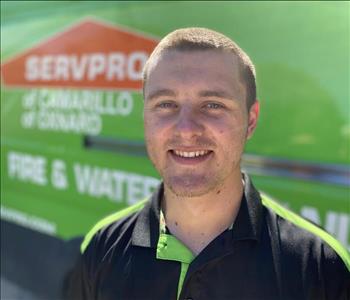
143, 49, 258, 197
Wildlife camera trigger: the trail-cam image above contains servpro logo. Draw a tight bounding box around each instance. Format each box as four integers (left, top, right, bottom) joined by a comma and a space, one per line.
25, 52, 147, 82
1, 18, 159, 135
1, 18, 159, 90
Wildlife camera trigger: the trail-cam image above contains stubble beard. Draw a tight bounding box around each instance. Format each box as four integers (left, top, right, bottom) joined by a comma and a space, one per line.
148, 148, 242, 198
161, 164, 232, 198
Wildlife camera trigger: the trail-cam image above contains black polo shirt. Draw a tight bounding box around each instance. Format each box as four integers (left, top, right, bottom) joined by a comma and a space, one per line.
67, 174, 350, 300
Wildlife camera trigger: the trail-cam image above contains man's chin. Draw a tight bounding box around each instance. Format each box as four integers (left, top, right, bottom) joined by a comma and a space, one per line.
164, 175, 215, 198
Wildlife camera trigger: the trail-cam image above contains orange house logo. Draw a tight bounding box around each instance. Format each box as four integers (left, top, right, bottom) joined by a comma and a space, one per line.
1, 19, 159, 90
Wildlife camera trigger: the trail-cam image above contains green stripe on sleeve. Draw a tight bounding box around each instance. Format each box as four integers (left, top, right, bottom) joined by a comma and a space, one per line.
261, 193, 350, 271
80, 199, 148, 253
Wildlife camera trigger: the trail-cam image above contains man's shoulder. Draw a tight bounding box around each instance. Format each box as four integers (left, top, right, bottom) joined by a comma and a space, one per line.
80, 198, 149, 255
260, 193, 350, 274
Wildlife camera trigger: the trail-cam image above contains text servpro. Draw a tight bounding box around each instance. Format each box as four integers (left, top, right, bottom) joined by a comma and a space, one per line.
25, 52, 148, 81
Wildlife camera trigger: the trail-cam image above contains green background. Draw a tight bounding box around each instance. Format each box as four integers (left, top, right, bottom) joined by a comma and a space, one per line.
1, 1, 349, 249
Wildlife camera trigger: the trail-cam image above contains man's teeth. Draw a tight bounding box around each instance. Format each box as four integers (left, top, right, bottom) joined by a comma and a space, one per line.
174, 150, 209, 158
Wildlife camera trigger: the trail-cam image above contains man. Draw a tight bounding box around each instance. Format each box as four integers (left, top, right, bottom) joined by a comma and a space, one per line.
68, 28, 349, 300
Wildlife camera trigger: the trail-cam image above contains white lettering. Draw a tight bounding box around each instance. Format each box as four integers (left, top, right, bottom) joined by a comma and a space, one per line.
21, 89, 135, 135
51, 160, 68, 190
37, 111, 101, 135
127, 51, 148, 80
111, 171, 125, 200
107, 53, 125, 80
74, 164, 98, 196
24, 52, 148, 82
117, 91, 133, 116
71, 55, 88, 80
98, 168, 115, 199
88, 53, 106, 80
22, 89, 37, 108
25, 56, 39, 81
73, 163, 159, 205
1, 205, 56, 235
24, 89, 133, 116
143, 177, 160, 198
21, 111, 36, 128
41, 55, 53, 80
7, 151, 47, 186
127, 174, 145, 205
55, 55, 69, 80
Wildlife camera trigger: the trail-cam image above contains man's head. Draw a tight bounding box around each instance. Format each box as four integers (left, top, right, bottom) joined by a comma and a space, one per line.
143, 28, 259, 197
143, 27, 257, 110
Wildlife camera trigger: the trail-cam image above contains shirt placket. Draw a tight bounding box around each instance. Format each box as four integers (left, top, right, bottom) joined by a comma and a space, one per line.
156, 210, 195, 300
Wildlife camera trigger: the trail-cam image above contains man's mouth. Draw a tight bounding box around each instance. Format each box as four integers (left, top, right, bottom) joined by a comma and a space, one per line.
173, 150, 210, 158
169, 149, 213, 164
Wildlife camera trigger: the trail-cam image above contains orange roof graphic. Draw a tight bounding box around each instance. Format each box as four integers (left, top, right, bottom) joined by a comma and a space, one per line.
1, 18, 159, 90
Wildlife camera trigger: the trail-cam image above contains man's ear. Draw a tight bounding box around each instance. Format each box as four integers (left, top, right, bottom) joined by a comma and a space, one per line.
246, 100, 260, 139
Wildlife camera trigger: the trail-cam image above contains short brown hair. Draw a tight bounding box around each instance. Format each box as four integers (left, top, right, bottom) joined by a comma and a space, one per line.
142, 27, 257, 109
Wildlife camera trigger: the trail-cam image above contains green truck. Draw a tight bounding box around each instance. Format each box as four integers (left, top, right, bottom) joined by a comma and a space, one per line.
1, 1, 349, 298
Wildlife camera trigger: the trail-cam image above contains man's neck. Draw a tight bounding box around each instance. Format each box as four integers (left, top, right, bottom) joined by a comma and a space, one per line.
161, 172, 244, 255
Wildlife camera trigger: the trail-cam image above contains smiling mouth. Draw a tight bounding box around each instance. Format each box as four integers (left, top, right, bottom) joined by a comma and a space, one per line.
169, 149, 213, 164
173, 150, 210, 158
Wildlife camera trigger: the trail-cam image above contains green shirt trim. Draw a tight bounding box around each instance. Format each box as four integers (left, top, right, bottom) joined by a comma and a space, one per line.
157, 233, 194, 299
157, 209, 195, 299
261, 193, 350, 271
80, 199, 148, 253
178, 263, 190, 299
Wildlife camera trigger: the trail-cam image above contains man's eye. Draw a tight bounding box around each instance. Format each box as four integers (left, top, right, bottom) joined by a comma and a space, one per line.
157, 102, 177, 109
205, 102, 224, 109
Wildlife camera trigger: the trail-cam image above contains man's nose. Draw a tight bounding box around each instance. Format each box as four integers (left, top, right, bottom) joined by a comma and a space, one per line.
174, 107, 204, 138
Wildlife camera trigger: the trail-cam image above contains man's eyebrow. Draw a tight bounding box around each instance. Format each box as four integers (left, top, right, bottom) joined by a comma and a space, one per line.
146, 89, 177, 101
198, 90, 234, 100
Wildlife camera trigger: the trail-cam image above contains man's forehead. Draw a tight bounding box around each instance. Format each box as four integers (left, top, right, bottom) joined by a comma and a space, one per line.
144, 49, 244, 100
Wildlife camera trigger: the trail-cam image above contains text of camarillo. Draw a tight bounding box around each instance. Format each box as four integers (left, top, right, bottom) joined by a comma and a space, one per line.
21, 89, 134, 135
23, 89, 134, 115
25, 52, 148, 81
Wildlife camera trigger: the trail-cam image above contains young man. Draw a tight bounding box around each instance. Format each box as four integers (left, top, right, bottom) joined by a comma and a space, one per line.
68, 28, 349, 300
